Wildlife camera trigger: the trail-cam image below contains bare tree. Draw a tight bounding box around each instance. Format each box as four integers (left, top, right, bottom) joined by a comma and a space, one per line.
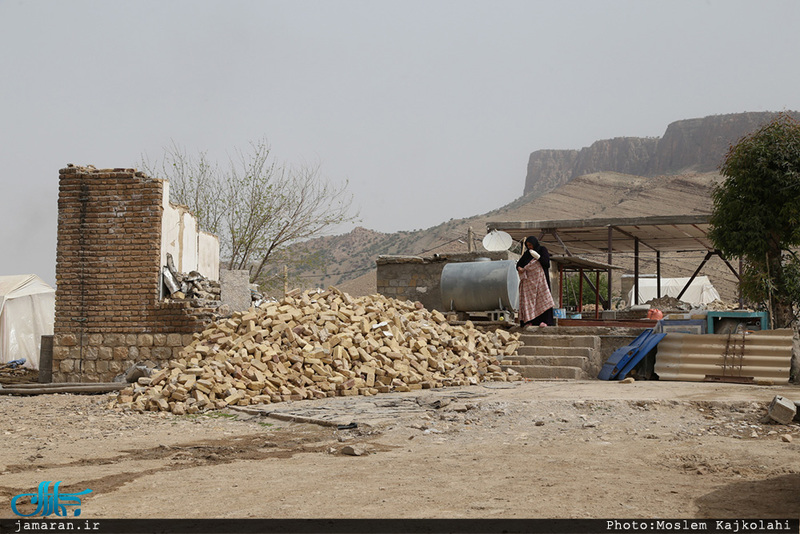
141, 140, 226, 236
141, 139, 358, 286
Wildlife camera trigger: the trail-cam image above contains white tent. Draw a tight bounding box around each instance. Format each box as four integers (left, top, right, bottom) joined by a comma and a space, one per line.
627, 275, 721, 307
0, 275, 55, 370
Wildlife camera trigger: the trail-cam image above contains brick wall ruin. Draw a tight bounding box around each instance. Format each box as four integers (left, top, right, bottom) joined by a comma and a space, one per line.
53, 166, 217, 382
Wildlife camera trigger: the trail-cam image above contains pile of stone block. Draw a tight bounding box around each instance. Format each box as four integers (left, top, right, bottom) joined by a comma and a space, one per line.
115, 287, 522, 414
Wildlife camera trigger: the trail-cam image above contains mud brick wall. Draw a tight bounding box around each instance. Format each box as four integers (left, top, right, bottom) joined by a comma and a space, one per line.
377, 252, 514, 312
53, 166, 214, 383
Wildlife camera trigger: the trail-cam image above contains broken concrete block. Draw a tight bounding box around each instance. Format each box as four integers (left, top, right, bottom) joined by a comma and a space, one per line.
341, 445, 367, 456
767, 395, 797, 424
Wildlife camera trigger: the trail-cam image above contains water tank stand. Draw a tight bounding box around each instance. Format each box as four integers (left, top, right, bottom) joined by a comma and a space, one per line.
487, 309, 515, 322
448, 309, 515, 323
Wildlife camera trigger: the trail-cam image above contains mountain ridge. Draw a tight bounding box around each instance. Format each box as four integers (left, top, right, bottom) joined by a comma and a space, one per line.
523, 111, 800, 197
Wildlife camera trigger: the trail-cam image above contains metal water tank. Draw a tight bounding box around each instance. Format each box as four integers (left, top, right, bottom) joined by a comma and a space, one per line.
440, 260, 519, 312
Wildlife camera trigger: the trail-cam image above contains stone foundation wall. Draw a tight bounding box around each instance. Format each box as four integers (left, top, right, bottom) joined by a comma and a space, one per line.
53, 166, 214, 383
53, 332, 197, 382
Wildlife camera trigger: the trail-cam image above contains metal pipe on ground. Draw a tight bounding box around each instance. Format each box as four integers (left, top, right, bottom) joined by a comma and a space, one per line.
0, 383, 128, 395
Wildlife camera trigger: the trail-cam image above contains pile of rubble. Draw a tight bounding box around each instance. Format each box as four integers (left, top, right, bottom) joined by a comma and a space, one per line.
705, 299, 743, 311
115, 288, 523, 414
0, 360, 37, 385
646, 296, 750, 313
162, 253, 221, 305
646, 296, 692, 311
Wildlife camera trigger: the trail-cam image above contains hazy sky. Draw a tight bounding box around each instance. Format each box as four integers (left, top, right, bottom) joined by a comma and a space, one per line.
2, 0, 799, 286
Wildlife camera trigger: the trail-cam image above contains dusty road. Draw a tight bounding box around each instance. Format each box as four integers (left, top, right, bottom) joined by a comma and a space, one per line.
1, 379, 799, 520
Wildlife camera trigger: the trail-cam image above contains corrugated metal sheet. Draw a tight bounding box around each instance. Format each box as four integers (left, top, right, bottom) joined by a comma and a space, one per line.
654, 329, 794, 384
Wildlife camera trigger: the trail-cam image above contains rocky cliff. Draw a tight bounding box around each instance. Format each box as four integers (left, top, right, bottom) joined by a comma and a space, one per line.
524, 149, 578, 199
524, 111, 800, 196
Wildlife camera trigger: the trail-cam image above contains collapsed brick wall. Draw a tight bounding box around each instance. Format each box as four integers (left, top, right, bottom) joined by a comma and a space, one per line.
53, 166, 214, 382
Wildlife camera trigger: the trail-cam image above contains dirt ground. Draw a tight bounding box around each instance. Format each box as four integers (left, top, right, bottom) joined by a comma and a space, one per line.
1, 379, 799, 520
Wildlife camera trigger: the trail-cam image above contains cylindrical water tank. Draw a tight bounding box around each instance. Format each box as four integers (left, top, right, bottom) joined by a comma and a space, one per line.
440, 260, 519, 312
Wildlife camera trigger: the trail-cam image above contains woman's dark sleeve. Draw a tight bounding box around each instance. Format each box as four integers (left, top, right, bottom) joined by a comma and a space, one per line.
540, 247, 552, 290
539, 247, 550, 271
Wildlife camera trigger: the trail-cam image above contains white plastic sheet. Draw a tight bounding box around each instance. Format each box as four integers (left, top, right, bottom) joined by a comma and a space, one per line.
627, 275, 721, 307
0, 274, 55, 370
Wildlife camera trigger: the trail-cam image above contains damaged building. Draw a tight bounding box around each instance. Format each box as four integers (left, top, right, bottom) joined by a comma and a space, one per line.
52, 165, 221, 382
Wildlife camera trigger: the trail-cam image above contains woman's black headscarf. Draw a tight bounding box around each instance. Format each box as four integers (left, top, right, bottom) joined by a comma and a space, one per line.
516, 236, 541, 269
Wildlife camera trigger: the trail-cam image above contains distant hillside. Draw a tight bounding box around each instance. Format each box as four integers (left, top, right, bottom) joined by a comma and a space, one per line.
523, 111, 800, 197
284, 111, 798, 300
286, 171, 723, 297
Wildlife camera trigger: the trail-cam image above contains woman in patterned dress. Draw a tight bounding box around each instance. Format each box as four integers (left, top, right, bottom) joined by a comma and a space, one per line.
516, 236, 555, 327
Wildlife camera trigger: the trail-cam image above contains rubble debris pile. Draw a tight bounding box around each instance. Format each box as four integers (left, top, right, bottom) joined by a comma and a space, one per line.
645, 296, 743, 313
646, 296, 691, 311
115, 288, 522, 414
162, 253, 221, 307
0, 359, 37, 384
705, 300, 742, 311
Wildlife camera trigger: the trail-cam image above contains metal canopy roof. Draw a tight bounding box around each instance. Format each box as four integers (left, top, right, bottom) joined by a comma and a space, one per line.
487, 214, 712, 255
550, 255, 622, 271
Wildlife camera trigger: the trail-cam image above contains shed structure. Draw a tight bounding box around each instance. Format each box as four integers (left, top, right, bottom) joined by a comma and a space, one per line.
486, 214, 740, 310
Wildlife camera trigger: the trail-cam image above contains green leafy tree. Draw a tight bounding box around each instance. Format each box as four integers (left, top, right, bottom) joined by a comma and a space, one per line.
708, 113, 800, 327
141, 139, 359, 288
562, 272, 608, 309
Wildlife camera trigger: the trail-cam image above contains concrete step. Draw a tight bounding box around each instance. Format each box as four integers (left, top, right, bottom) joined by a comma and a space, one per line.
502, 355, 588, 368
517, 345, 593, 357
508, 333, 601, 380
501, 364, 583, 380
509, 326, 652, 380
519, 333, 600, 349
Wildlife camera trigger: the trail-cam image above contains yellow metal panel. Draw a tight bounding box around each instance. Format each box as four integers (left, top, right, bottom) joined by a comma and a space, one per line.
654, 329, 793, 384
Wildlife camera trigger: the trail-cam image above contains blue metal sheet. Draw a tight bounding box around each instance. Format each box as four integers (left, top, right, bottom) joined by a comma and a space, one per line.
598, 329, 666, 380
615, 331, 666, 380
598, 330, 651, 380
